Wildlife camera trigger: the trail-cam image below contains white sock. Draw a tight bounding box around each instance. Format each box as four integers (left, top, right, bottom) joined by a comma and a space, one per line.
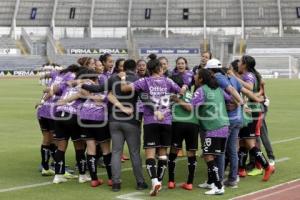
151, 178, 159, 186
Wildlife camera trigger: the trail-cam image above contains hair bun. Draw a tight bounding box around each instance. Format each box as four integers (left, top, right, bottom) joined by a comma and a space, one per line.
148, 53, 157, 60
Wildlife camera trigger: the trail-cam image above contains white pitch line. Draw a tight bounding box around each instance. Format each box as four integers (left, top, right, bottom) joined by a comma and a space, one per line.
0, 182, 52, 193
0, 134, 297, 194
0, 158, 186, 193
275, 157, 290, 163
271, 136, 300, 145
116, 192, 144, 200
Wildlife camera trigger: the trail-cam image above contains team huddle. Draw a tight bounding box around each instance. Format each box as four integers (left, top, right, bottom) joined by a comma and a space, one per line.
36, 52, 275, 196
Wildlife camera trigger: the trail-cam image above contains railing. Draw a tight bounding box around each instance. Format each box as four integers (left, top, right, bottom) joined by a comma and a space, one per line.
20, 28, 33, 54
46, 30, 57, 63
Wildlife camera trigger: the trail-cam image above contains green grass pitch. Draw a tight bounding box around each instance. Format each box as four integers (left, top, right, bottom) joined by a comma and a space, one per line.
0, 78, 299, 200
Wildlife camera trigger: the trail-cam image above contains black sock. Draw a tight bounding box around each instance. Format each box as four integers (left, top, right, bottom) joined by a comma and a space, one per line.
207, 160, 222, 189
187, 156, 196, 184
238, 147, 248, 169
41, 145, 50, 170
49, 143, 57, 160
249, 147, 269, 169
145, 158, 157, 179
157, 159, 168, 182
87, 154, 98, 180
54, 150, 65, 174
207, 168, 213, 184
103, 153, 112, 179
168, 153, 177, 182
76, 149, 86, 175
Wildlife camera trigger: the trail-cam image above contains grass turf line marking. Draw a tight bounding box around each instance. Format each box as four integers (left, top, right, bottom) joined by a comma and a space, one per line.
231, 178, 300, 200
271, 136, 300, 145
0, 158, 186, 193
116, 192, 144, 200
0, 136, 295, 194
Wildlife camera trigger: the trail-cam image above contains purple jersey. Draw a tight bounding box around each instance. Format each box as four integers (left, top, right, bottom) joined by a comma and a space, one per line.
98, 71, 112, 86
242, 72, 256, 84
56, 86, 82, 115
172, 70, 193, 86
37, 72, 74, 119
132, 76, 181, 125
79, 92, 108, 122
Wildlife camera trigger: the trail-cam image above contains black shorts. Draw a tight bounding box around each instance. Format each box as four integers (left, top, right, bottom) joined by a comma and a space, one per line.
54, 112, 82, 141
38, 117, 55, 133
171, 122, 199, 151
202, 137, 227, 155
80, 119, 111, 143
143, 124, 172, 148
239, 112, 263, 139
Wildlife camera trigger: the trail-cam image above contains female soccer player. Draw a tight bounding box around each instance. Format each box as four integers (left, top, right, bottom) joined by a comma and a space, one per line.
36, 65, 82, 177
112, 58, 125, 74
98, 53, 114, 85
51, 68, 91, 184
234, 55, 275, 181
61, 70, 113, 187
167, 57, 199, 191
77, 57, 95, 70
190, 68, 231, 195
158, 56, 171, 77
119, 55, 186, 196
136, 59, 148, 78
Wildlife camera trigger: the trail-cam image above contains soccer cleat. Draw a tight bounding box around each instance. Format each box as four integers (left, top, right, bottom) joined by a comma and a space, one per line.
90, 179, 104, 187
64, 171, 78, 179
262, 165, 275, 181
41, 168, 55, 176
79, 174, 92, 183
53, 175, 68, 184
248, 168, 263, 176
181, 183, 193, 190
149, 182, 161, 196
168, 181, 176, 189
238, 168, 247, 177
198, 181, 215, 189
107, 179, 113, 186
205, 186, 225, 195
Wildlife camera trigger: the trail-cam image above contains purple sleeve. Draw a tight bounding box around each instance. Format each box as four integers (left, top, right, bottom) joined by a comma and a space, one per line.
166, 78, 181, 93
50, 71, 57, 79
242, 73, 256, 84
222, 90, 233, 101
191, 87, 205, 106
132, 78, 146, 92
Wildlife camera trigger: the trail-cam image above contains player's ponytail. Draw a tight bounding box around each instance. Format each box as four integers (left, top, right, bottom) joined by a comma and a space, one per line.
242, 55, 261, 87
198, 68, 219, 90
147, 54, 161, 75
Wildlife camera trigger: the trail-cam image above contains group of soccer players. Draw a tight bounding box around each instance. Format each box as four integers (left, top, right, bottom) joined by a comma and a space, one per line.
36, 51, 275, 196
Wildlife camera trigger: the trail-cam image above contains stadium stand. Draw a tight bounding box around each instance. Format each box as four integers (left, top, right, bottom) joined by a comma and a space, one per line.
0, 0, 299, 77
16, 0, 53, 26
93, 0, 128, 27
55, 0, 90, 27
244, 0, 279, 27
206, 0, 240, 27
0, 1, 15, 27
